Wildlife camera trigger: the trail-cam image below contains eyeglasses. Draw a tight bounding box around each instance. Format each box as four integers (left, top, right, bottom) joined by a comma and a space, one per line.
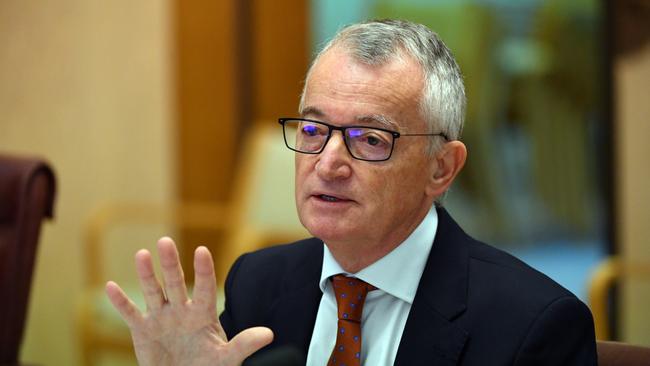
279, 118, 449, 162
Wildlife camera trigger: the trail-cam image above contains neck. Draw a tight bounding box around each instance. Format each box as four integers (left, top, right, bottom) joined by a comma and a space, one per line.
327, 204, 432, 273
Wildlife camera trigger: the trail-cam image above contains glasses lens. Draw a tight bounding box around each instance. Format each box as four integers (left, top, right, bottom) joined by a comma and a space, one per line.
346, 127, 394, 161
284, 120, 329, 153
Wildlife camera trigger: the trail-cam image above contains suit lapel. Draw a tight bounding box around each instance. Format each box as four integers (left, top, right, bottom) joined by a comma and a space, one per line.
265, 240, 324, 355
394, 207, 470, 366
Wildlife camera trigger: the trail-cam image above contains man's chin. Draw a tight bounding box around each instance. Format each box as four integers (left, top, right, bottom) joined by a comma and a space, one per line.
302, 219, 354, 242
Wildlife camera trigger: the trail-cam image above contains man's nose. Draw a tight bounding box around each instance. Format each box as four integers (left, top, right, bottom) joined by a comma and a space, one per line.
316, 131, 352, 181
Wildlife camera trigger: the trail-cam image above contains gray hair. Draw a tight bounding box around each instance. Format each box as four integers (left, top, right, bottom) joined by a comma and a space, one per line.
300, 19, 466, 152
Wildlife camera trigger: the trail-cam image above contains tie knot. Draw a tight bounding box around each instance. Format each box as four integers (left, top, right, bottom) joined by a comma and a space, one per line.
331, 275, 375, 323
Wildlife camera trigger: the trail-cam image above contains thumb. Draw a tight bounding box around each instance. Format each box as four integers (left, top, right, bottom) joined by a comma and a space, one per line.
227, 326, 274, 363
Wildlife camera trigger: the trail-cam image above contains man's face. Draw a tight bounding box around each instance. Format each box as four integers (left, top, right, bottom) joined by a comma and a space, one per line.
295, 47, 438, 255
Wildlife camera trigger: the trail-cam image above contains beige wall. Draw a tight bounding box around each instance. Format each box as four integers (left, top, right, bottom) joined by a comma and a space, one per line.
0, 1, 174, 365
617, 44, 650, 344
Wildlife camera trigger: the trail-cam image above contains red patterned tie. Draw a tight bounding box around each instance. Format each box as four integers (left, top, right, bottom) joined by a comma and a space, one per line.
328, 275, 375, 366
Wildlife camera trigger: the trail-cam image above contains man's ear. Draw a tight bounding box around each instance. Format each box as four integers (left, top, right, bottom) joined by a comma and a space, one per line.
425, 141, 467, 197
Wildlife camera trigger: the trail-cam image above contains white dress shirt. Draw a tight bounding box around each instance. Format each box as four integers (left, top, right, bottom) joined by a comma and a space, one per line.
306, 206, 438, 366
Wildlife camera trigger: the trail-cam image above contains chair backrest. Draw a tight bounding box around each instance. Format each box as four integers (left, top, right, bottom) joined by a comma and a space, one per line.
82, 122, 310, 286
597, 341, 650, 366
83, 201, 229, 288
0, 154, 56, 364
589, 256, 650, 340
219, 121, 310, 278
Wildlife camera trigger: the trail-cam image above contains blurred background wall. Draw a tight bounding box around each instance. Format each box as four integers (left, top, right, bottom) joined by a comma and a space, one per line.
614, 0, 650, 343
618, 42, 650, 344
0, 1, 174, 365
0, 0, 648, 365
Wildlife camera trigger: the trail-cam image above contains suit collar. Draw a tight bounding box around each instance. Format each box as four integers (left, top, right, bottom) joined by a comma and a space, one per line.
265, 240, 323, 357
416, 206, 469, 320
394, 207, 470, 365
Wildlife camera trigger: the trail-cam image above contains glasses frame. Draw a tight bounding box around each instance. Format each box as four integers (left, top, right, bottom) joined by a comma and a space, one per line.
278, 117, 449, 162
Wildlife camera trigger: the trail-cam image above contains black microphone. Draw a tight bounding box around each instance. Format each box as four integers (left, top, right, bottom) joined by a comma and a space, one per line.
244, 346, 305, 366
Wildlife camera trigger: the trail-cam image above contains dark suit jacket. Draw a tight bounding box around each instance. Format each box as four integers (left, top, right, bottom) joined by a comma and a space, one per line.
219, 208, 597, 365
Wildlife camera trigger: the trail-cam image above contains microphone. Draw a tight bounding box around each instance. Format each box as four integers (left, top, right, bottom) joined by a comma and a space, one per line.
244, 346, 305, 366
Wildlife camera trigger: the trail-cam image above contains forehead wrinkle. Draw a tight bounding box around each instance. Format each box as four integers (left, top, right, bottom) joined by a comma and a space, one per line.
302, 50, 423, 131
327, 80, 413, 109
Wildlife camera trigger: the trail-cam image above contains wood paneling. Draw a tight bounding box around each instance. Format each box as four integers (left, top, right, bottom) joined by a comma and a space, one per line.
174, 0, 309, 280
251, 0, 310, 120
175, 0, 238, 203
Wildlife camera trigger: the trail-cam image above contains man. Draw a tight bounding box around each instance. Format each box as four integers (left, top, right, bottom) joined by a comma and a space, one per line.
106, 19, 597, 365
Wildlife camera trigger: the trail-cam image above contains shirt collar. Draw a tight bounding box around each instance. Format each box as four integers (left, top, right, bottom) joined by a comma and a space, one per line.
319, 205, 438, 304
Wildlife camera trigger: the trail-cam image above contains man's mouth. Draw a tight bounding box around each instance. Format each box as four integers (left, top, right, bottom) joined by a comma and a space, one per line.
320, 194, 340, 202
313, 193, 352, 203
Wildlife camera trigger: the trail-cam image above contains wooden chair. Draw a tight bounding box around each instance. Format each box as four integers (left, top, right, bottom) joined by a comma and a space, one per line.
76, 122, 309, 365
597, 340, 650, 366
0, 154, 56, 366
588, 256, 650, 340
589, 257, 650, 363
77, 202, 232, 366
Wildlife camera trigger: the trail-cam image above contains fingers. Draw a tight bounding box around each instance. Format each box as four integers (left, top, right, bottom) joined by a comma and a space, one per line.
157, 237, 189, 305
105, 281, 143, 328
135, 249, 165, 310
228, 327, 274, 363
193, 246, 217, 308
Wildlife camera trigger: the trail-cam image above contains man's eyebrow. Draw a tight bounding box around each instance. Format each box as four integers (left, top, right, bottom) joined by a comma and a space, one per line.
299, 108, 398, 130
300, 106, 324, 118
355, 114, 399, 130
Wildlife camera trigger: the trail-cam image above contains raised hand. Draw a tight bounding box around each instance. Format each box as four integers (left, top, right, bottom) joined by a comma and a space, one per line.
105, 237, 273, 366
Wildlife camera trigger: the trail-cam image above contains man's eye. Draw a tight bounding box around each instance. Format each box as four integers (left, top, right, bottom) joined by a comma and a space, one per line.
361, 133, 389, 147
366, 135, 381, 146
302, 126, 319, 136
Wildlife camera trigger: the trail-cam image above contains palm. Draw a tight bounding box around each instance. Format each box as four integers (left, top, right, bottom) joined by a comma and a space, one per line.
106, 237, 272, 366
130, 303, 222, 365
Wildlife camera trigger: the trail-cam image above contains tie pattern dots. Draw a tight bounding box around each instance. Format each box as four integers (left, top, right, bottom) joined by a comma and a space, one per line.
328, 275, 376, 366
